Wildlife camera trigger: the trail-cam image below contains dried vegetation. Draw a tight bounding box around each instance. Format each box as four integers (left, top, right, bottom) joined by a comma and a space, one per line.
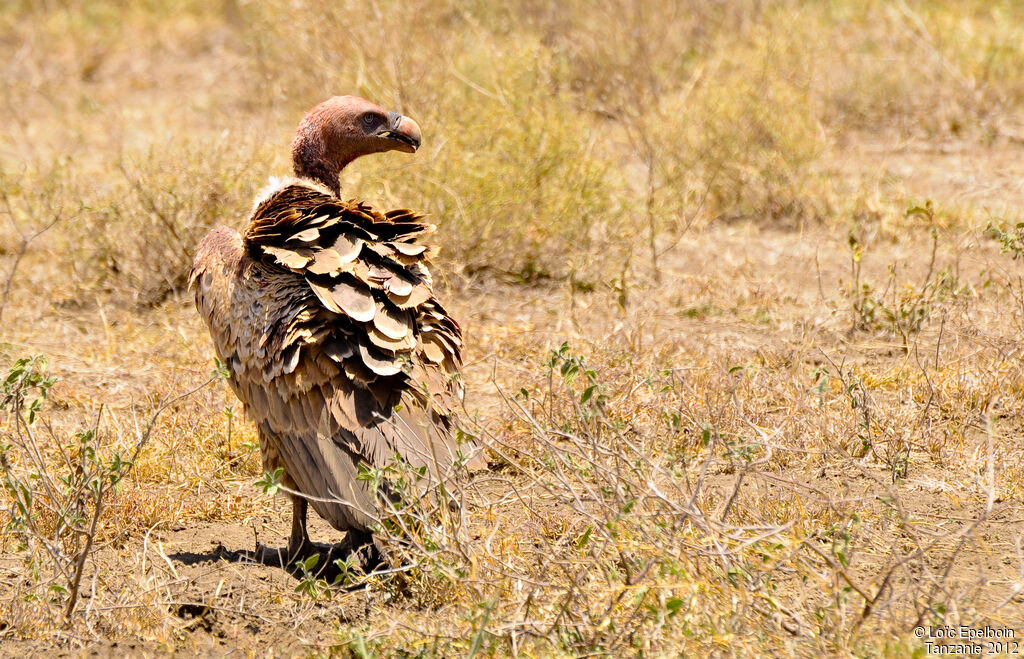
2, 0, 1024, 656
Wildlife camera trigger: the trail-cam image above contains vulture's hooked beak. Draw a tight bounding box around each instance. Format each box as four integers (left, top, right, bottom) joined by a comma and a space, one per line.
379, 111, 421, 153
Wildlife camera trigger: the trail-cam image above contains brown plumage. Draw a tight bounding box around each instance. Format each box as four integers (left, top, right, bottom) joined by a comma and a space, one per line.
190, 96, 484, 559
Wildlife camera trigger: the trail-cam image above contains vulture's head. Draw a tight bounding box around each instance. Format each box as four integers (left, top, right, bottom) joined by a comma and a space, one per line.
291, 95, 422, 195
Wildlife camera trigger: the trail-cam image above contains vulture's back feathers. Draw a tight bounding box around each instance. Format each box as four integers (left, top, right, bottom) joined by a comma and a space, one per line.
192, 179, 482, 532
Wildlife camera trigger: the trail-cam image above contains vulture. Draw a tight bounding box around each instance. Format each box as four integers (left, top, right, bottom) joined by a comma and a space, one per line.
190, 96, 484, 560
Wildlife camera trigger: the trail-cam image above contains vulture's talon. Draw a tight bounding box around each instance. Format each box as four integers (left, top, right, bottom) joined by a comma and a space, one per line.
252, 544, 289, 569
287, 540, 312, 565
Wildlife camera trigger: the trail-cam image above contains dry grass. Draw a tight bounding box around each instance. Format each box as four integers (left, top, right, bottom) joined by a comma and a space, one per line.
2, 0, 1024, 656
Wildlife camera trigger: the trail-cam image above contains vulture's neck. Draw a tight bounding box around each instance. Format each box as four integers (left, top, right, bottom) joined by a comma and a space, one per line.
291, 132, 353, 197
293, 159, 344, 197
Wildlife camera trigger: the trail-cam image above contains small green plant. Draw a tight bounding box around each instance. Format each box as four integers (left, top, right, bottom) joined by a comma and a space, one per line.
985, 220, 1024, 258
846, 202, 963, 343
544, 342, 610, 427
293, 553, 329, 599
356, 453, 436, 546
255, 467, 284, 495
330, 554, 361, 588
0, 354, 212, 626
291, 546, 364, 601
1, 356, 130, 622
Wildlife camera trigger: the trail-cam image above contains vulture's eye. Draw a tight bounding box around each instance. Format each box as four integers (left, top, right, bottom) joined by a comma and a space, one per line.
361, 113, 377, 128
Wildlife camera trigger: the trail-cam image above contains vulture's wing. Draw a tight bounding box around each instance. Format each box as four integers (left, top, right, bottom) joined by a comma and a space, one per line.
213, 181, 480, 530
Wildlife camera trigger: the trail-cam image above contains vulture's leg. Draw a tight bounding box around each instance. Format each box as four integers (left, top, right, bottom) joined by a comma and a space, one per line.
288, 495, 310, 559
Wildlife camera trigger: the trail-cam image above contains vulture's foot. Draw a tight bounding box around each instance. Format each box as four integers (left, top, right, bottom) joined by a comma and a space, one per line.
343, 529, 385, 572
343, 528, 373, 551
287, 535, 311, 564
251, 541, 323, 570
247, 536, 383, 589
251, 543, 293, 569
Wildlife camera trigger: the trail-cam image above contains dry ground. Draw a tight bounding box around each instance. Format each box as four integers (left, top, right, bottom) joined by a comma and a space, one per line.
3, 1, 1024, 657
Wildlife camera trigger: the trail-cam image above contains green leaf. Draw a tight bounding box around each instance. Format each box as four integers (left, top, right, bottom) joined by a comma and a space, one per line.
211, 357, 231, 380
299, 553, 320, 572
255, 467, 284, 495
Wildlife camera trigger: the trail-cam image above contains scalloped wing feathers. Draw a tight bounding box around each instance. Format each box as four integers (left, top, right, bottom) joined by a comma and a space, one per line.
191, 181, 482, 532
